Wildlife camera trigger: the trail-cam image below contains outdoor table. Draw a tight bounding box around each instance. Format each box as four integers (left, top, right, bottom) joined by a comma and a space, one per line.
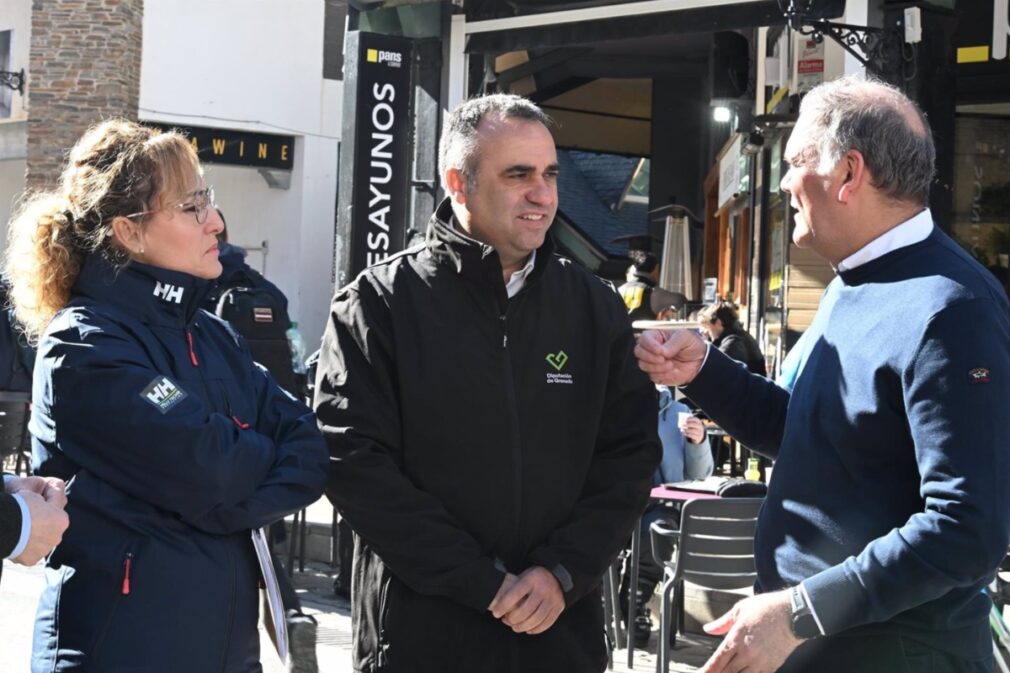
624, 486, 721, 668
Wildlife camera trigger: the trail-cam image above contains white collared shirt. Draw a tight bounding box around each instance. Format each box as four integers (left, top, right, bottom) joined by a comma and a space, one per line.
505, 251, 537, 298
836, 208, 934, 272
3, 474, 30, 560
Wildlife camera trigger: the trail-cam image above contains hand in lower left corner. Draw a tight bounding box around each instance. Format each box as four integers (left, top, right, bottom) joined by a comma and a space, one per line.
698, 590, 803, 673
488, 566, 565, 635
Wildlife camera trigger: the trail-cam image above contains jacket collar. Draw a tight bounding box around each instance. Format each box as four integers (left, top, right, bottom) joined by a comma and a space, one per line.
424, 197, 554, 294
72, 253, 213, 328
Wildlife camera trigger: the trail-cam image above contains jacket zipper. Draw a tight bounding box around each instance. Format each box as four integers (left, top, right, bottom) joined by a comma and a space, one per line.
92, 549, 134, 662
121, 552, 133, 595
215, 379, 250, 430
185, 324, 217, 413
499, 308, 525, 557
186, 329, 199, 366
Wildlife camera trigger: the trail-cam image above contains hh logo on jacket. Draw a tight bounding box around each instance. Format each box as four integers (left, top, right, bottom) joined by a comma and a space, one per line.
141, 375, 188, 413
153, 282, 184, 304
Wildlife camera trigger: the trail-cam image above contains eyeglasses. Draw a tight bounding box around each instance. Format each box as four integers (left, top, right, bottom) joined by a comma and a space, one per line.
124, 186, 216, 225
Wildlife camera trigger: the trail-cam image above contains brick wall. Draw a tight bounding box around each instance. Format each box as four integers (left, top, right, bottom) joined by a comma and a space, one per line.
26, 0, 143, 190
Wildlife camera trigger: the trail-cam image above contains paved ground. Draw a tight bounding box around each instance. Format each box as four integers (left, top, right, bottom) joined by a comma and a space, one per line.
1, 554, 719, 673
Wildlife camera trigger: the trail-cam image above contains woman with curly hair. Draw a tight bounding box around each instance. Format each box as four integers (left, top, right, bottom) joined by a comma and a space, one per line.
5, 119, 328, 673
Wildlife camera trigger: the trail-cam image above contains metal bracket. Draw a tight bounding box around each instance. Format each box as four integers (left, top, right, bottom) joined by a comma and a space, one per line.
781, 1, 906, 84
0, 69, 25, 95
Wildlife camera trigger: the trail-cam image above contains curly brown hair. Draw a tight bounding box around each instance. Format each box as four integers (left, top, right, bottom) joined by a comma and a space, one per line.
3, 119, 200, 341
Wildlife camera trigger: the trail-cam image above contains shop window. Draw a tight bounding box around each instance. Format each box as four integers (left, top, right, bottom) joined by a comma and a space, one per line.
953, 114, 1010, 293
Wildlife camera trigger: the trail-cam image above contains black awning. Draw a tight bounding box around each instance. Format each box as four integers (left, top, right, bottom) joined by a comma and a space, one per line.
464, 0, 845, 54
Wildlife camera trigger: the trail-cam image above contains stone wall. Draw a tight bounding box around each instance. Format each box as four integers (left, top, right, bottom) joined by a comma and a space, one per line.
26, 0, 143, 190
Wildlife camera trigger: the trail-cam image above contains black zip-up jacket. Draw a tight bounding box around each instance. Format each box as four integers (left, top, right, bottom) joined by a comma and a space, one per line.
713, 323, 766, 376
30, 254, 328, 673
315, 199, 660, 673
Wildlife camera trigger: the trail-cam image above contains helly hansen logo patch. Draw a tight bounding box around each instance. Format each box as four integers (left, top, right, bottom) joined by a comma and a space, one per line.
140, 376, 187, 414
969, 368, 990, 384
153, 282, 184, 304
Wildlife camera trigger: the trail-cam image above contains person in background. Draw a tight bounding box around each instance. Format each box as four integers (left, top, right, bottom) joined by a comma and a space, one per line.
700, 302, 766, 376
203, 209, 288, 317
621, 388, 712, 647
315, 93, 660, 672
0, 279, 34, 393
636, 76, 1010, 673
5, 119, 328, 673
619, 252, 687, 322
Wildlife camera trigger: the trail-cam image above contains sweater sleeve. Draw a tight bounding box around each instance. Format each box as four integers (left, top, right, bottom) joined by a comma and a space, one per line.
684, 434, 713, 481
681, 346, 790, 459
316, 279, 505, 612
526, 294, 661, 604
802, 297, 1010, 634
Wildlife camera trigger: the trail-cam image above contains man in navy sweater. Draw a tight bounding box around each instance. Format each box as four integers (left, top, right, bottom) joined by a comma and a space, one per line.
636, 76, 1010, 673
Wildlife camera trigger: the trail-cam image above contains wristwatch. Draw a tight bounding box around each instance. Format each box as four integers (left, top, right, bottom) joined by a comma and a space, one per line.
789, 585, 820, 640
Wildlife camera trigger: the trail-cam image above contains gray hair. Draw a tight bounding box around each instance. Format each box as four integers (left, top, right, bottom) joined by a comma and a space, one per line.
799, 75, 935, 205
438, 94, 553, 193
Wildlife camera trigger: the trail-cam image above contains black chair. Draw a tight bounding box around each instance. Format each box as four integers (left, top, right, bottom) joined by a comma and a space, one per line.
650, 497, 763, 673
0, 391, 31, 474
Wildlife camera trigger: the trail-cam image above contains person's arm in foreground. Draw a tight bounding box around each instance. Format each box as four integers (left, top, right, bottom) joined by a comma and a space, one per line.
2, 475, 68, 565
636, 329, 790, 458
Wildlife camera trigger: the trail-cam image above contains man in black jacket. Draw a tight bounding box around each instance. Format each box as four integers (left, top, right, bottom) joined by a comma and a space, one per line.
700, 302, 766, 376
315, 94, 660, 672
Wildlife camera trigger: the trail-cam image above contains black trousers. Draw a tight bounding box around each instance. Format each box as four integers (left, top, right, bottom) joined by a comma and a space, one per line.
777, 633, 990, 673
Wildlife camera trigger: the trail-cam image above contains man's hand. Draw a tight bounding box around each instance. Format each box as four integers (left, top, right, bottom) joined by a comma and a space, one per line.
635, 329, 707, 387
6, 475, 68, 509
679, 415, 706, 444
488, 572, 520, 611
12, 490, 69, 566
699, 590, 803, 673
488, 566, 565, 635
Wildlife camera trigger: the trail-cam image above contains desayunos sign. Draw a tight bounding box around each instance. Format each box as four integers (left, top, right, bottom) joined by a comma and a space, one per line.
351, 34, 411, 274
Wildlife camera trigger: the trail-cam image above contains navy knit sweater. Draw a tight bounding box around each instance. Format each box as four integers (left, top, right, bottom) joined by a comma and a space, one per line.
684, 227, 1010, 658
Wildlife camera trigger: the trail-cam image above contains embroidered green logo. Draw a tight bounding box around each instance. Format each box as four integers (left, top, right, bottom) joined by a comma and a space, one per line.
545, 350, 569, 371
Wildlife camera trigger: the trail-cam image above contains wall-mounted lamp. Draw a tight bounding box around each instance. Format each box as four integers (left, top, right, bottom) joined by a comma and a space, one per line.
713, 106, 732, 123
0, 68, 25, 95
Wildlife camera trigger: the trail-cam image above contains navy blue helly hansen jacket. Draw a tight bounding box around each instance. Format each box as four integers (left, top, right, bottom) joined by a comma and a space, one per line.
29, 253, 328, 673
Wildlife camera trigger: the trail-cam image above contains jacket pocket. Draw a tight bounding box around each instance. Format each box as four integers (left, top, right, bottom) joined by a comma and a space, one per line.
90, 543, 140, 661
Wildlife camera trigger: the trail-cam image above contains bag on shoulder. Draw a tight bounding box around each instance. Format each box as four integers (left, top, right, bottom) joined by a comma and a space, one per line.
215, 286, 300, 395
